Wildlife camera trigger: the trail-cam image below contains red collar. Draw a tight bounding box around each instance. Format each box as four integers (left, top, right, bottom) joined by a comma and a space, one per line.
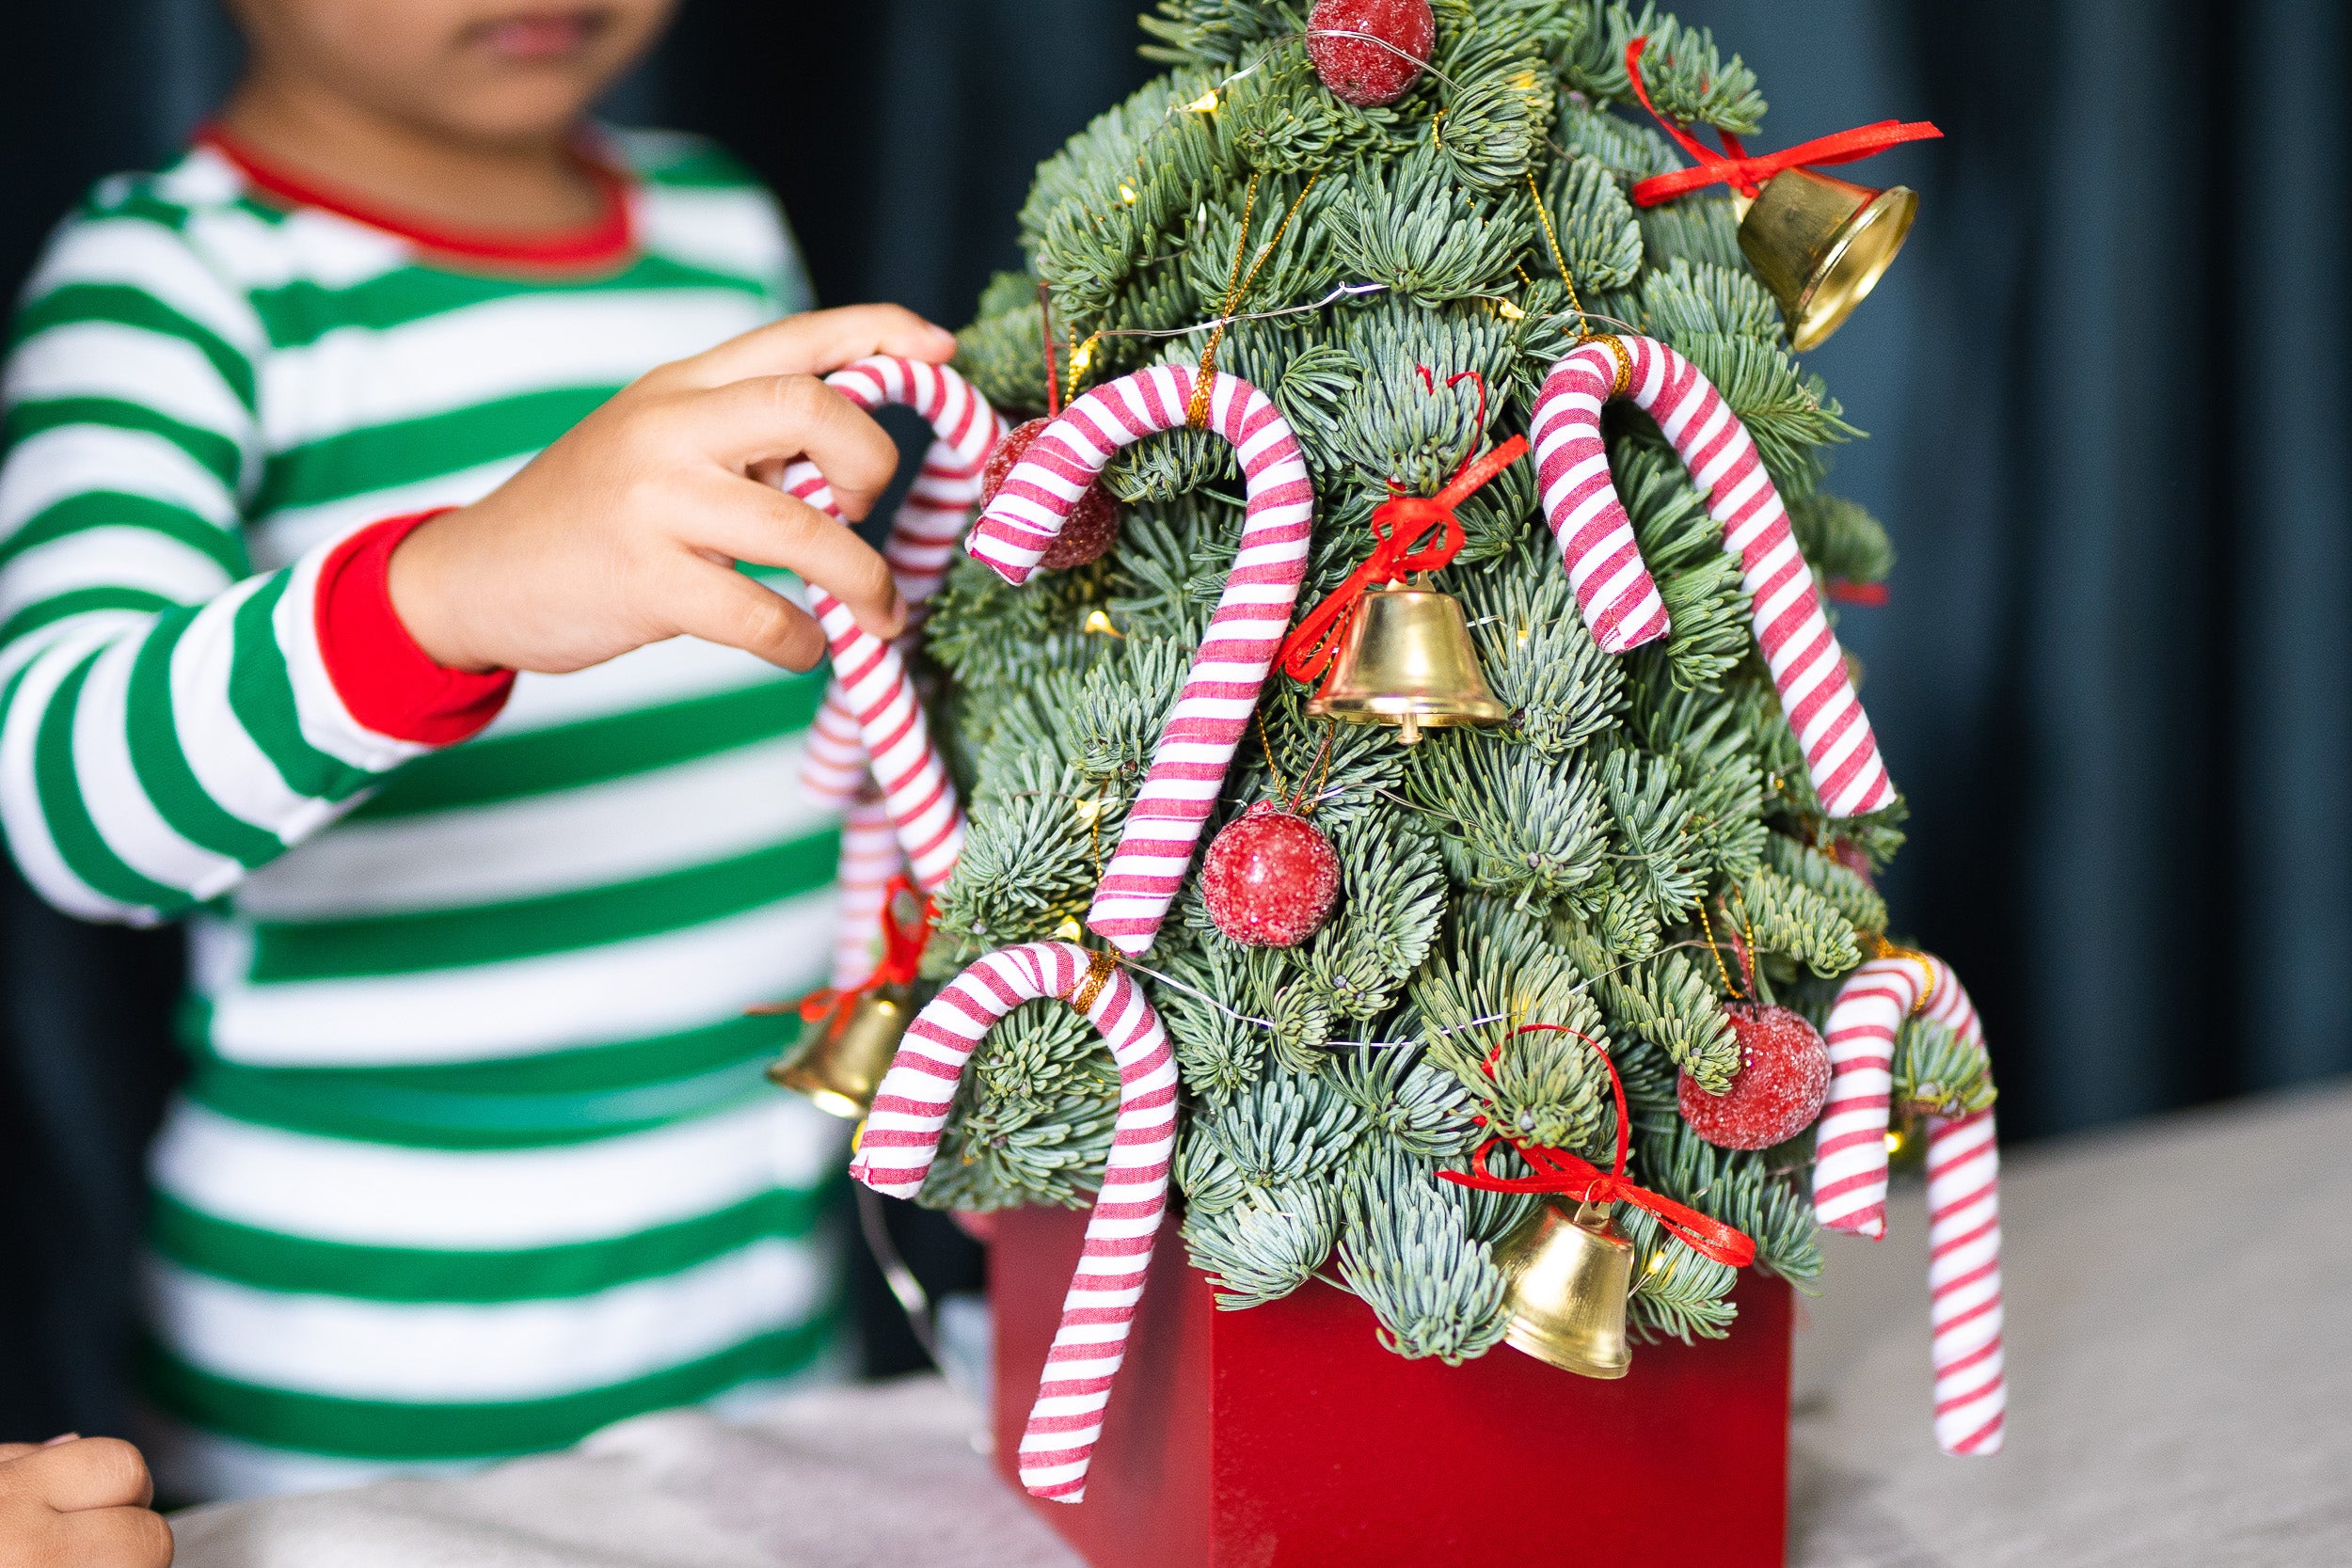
199, 123, 635, 270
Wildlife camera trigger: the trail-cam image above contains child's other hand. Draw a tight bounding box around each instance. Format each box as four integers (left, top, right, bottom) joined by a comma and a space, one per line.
389, 304, 960, 674
0, 1437, 174, 1566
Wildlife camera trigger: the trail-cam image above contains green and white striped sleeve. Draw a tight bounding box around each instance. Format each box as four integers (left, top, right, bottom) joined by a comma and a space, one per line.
0, 209, 503, 926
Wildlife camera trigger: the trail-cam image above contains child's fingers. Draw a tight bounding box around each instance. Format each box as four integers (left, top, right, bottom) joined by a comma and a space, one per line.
665, 557, 832, 671
665, 305, 957, 391
56, 1505, 175, 1567
684, 375, 903, 518
4, 1438, 153, 1512
697, 481, 905, 640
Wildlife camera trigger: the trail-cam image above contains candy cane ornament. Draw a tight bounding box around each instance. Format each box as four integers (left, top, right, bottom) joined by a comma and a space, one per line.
1812, 949, 2007, 1456
850, 942, 1178, 1501
1529, 336, 1896, 818
828, 793, 901, 990
967, 366, 1314, 954
769, 357, 1004, 891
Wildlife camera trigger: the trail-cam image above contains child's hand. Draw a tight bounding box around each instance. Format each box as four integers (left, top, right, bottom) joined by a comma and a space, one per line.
389, 304, 959, 674
0, 1437, 173, 1567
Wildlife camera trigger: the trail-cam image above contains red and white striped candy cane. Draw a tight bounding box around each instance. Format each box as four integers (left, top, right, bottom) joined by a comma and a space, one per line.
850, 942, 1178, 1501
829, 793, 901, 990
1529, 336, 1896, 817
800, 690, 871, 806
1813, 950, 2006, 1455
966, 367, 1313, 954
770, 357, 1004, 892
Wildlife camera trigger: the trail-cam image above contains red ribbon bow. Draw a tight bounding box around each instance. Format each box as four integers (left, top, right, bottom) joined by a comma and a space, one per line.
787, 873, 931, 1037
1438, 1023, 1758, 1270
1622, 36, 1942, 208
1279, 371, 1529, 684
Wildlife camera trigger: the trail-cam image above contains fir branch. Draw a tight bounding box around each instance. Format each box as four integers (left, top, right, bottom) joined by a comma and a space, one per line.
1639, 255, 1783, 343
1637, 191, 1744, 273
1220, 43, 1402, 175
1458, 543, 1628, 755
1184, 1181, 1341, 1307
1413, 902, 1617, 1150
1201, 1062, 1369, 1188
1620, 1203, 1740, 1341
1140, 0, 1305, 69
1331, 1037, 1485, 1157
1892, 1015, 1997, 1117
1405, 730, 1609, 905
1326, 146, 1535, 306
1562, 6, 1766, 135
1559, 912, 1740, 1090
1328, 293, 1520, 492
1632, 1111, 1823, 1285
1610, 437, 1753, 689
1539, 150, 1645, 293
1601, 746, 1706, 920
1788, 490, 1896, 588
1302, 812, 1447, 1019
953, 271, 1053, 418
1763, 832, 1888, 938
1555, 93, 1684, 183
1731, 863, 1865, 979
1338, 1147, 1512, 1362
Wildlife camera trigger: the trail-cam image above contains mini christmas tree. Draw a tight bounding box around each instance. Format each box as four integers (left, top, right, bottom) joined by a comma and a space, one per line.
892, 0, 1951, 1376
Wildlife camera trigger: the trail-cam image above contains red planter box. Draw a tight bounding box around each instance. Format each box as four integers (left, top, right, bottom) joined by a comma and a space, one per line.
992, 1204, 1792, 1568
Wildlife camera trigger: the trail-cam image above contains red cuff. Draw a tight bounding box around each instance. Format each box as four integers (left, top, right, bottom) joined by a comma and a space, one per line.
314, 509, 515, 747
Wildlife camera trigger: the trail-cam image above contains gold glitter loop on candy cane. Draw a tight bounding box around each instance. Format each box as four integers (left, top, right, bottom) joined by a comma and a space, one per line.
1867, 932, 1942, 1013
1525, 167, 1593, 340
1187, 172, 1318, 428
1068, 947, 1120, 1015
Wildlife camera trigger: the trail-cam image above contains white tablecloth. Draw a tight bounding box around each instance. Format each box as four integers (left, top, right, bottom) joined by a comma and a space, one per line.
172, 1081, 2352, 1567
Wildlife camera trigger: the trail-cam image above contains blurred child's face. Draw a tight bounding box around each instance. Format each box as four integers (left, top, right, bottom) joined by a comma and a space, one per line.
228, 0, 677, 147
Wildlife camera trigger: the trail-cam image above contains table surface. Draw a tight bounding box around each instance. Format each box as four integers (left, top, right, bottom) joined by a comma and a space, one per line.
173, 1080, 2352, 1568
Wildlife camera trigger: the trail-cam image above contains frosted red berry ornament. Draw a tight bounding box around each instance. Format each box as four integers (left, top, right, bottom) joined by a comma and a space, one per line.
1307, 0, 1435, 108
1200, 800, 1341, 947
1677, 1002, 1833, 1150
981, 418, 1121, 570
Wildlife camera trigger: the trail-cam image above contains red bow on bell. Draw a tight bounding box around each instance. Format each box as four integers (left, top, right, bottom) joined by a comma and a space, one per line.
1438, 1023, 1758, 1270
1620, 36, 1942, 209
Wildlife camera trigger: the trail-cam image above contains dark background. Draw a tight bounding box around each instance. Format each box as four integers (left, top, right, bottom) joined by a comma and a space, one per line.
4, 0, 2346, 1443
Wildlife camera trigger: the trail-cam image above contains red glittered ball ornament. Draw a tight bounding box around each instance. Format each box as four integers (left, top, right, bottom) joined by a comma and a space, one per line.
1200, 800, 1341, 948
980, 417, 1122, 570
1307, 0, 1436, 108
1677, 1003, 1833, 1150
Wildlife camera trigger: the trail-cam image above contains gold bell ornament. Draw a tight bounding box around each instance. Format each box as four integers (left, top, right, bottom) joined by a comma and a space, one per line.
1620, 34, 1943, 350
754, 875, 930, 1120
1488, 1196, 1635, 1378
1306, 577, 1510, 744
1734, 170, 1917, 352
1279, 393, 1527, 746
766, 984, 914, 1119
1438, 1022, 1760, 1379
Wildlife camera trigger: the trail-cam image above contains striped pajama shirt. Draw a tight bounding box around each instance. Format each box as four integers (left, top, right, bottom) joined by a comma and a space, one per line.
0, 127, 850, 1499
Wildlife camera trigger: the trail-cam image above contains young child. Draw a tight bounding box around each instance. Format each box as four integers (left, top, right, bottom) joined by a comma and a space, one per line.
0, 1437, 171, 1567
0, 0, 951, 1500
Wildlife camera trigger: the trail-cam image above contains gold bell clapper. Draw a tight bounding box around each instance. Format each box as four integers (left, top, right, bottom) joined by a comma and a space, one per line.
1305, 576, 1510, 745
1489, 1196, 1635, 1378
752, 873, 931, 1119
1619, 33, 1944, 350
1277, 414, 1530, 743
1437, 1022, 1761, 1377
768, 983, 914, 1119
1734, 168, 1918, 352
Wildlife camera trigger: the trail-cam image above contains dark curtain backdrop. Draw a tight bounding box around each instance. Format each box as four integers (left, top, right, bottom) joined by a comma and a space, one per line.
3, 0, 2345, 1442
